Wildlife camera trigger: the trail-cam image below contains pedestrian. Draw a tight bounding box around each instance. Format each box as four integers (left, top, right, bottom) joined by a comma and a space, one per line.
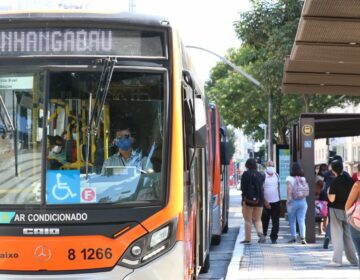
286, 162, 309, 244
321, 155, 345, 249
261, 160, 281, 244
240, 158, 265, 244
315, 163, 328, 234
345, 180, 360, 269
328, 160, 358, 267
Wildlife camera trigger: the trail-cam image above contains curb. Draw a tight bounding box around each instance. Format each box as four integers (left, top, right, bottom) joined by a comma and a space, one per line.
225, 212, 245, 280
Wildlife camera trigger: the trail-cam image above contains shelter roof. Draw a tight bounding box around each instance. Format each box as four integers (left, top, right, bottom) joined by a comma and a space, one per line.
282, 0, 360, 95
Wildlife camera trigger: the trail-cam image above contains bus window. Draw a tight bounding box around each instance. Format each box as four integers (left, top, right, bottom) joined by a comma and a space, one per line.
0, 74, 45, 204
46, 71, 165, 205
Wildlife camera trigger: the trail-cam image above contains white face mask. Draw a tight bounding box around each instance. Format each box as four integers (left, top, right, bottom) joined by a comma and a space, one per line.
266, 166, 275, 174
52, 145, 62, 153
72, 133, 77, 140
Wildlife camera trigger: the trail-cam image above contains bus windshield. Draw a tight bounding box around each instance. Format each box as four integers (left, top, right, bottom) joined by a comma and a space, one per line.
0, 69, 165, 206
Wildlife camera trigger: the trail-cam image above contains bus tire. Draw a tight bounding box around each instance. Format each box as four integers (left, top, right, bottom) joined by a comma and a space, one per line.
211, 234, 221, 245
200, 253, 210, 273
222, 222, 229, 234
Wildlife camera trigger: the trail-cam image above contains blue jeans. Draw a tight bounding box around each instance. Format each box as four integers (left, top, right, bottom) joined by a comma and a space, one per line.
350, 226, 360, 269
325, 210, 331, 239
287, 198, 308, 238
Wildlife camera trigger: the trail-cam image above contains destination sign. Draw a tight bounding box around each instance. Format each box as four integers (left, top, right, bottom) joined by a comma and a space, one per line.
0, 28, 164, 57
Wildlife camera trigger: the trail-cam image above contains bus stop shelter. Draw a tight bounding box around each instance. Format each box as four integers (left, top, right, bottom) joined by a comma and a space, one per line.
282, 0, 360, 242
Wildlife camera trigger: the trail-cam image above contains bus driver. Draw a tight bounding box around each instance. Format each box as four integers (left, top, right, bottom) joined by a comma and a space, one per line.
101, 126, 148, 175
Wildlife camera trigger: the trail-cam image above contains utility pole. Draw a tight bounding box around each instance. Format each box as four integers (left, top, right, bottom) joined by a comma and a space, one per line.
268, 91, 273, 160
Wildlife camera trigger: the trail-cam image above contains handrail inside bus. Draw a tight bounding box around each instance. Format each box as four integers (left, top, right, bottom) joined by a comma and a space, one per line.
0, 95, 15, 132
85, 57, 116, 178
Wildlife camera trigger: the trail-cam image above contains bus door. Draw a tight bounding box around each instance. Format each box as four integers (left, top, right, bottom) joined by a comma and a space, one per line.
0, 73, 45, 204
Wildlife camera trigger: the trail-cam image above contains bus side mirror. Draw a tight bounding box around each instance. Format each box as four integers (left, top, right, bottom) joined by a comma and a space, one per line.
194, 97, 207, 148
220, 141, 231, 165
182, 70, 195, 90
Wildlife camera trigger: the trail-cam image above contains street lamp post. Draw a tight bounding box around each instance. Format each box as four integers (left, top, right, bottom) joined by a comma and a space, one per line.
186, 45, 274, 160
268, 92, 273, 161
259, 123, 267, 161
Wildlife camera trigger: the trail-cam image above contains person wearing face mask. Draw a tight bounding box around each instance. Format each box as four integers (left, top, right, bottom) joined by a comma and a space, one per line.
101, 127, 147, 175
48, 135, 66, 169
261, 160, 281, 244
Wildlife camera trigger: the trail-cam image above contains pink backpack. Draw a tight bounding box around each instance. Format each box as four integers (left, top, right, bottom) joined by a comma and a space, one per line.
346, 200, 360, 231
292, 176, 309, 200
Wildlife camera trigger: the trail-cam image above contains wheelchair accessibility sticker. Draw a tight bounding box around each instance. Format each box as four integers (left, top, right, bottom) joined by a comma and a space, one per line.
47, 170, 80, 204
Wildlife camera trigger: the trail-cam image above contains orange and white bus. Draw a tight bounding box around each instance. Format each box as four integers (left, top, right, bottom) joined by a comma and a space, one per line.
208, 104, 230, 245
0, 11, 212, 279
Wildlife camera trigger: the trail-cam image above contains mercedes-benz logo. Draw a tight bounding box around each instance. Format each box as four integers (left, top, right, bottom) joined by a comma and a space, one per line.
34, 245, 52, 262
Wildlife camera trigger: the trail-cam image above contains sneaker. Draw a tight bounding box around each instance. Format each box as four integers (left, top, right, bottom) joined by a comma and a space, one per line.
323, 237, 330, 249
240, 240, 250, 244
258, 234, 266, 244
300, 238, 307, 245
271, 239, 277, 244
288, 238, 296, 243
327, 261, 342, 267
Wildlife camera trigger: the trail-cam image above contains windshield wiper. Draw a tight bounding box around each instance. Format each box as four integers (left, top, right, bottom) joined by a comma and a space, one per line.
0, 95, 15, 132
85, 57, 116, 178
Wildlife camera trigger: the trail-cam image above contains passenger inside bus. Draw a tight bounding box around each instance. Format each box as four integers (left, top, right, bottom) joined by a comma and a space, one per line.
47, 135, 67, 169
64, 123, 80, 163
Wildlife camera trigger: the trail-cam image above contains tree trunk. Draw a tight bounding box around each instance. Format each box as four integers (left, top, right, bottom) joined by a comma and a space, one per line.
277, 127, 288, 145
303, 94, 309, 112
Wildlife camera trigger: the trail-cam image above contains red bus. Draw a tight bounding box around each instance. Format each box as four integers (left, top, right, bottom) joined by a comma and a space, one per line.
208, 104, 230, 245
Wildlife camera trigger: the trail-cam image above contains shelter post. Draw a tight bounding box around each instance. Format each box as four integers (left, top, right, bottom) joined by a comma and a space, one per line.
299, 117, 315, 243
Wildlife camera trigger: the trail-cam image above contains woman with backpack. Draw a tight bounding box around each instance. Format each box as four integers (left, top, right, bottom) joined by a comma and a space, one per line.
286, 162, 309, 244
240, 158, 265, 244
345, 180, 360, 269
329, 160, 358, 267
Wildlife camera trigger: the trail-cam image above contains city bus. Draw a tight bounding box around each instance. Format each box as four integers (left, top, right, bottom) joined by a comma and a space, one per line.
208, 104, 230, 245
0, 11, 212, 279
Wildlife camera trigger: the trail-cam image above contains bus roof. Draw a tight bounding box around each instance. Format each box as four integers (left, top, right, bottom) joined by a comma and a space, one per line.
0, 11, 170, 28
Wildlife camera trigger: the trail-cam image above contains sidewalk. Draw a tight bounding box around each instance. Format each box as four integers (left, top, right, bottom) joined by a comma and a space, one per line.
226, 190, 360, 280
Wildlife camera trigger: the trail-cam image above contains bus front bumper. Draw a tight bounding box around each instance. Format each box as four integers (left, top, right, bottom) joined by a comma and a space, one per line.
0, 242, 185, 280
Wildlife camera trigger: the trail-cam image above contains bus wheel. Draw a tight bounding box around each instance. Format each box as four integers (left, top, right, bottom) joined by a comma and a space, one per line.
211, 234, 221, 245
222, 222, 229, 234
200, 253, 210, 273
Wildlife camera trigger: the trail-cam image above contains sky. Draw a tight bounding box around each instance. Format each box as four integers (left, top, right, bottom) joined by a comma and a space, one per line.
134, 0, 253, 83
0, 0, 253, 83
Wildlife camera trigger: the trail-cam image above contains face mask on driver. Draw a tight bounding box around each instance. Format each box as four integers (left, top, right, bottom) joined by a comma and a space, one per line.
116, 137, 132, 151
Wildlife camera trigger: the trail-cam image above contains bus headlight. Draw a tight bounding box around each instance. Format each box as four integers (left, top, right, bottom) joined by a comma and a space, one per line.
118, 217, 178, 268
150, 226, 169, 248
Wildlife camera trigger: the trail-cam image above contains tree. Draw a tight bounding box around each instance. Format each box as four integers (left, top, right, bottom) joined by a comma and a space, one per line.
226, 125, 236, 160
206, 0, 360, 144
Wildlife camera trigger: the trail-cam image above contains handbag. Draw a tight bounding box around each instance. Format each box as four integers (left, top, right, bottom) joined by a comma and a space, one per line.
315, 200, 328, 218
346, 199, 360, 231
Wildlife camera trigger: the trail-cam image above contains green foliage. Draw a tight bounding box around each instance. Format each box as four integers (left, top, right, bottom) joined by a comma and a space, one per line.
226, 126, 236, 159
206, 0, 360, 144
